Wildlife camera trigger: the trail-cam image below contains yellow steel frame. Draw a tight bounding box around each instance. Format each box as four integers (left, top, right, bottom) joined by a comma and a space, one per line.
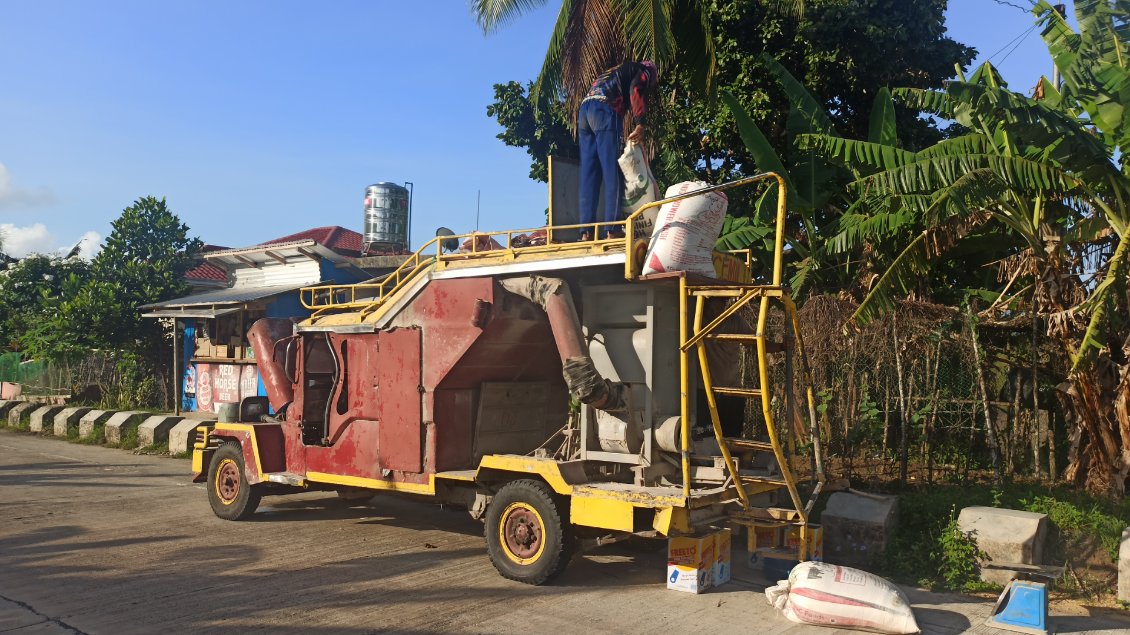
291, 172, 824, 554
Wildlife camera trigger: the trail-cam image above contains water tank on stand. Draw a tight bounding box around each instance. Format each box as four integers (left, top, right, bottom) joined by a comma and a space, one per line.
363, 182, 411, 253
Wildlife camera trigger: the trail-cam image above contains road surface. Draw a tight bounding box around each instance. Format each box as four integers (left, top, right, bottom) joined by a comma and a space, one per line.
2, 430, 1129, 634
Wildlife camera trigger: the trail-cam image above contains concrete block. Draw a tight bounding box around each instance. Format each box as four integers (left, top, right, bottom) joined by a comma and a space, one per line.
137, 416, 181, 446
0, 400, 19, 418
77, 410, 113, 439
7, 401, 35, 426
821, 491, 899, 567
958, 506, 1048, 586
104, 411, 146, 444
52, 407, 91, 437
1119, 527, 1130, 603
168, 419, 215, 455
28, 406, 64, 433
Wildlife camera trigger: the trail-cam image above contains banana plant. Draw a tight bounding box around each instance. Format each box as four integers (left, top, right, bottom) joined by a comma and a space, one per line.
717, 55, 898, 295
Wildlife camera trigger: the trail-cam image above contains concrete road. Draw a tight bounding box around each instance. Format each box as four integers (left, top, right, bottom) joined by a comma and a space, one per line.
3, 431, 1129, 635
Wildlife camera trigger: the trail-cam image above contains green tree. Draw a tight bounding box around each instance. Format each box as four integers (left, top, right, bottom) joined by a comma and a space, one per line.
75, 196, 202, 351
0, 254, 90, 352
486, 0, 974, 195
473, 0, 719, 123
799, 0, 1130, 492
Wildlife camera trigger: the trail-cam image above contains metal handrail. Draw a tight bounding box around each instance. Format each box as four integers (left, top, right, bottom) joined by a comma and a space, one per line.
300, 171, 786, 316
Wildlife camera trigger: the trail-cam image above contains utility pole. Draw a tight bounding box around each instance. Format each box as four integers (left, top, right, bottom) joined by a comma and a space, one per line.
1051, 3, 1067, 90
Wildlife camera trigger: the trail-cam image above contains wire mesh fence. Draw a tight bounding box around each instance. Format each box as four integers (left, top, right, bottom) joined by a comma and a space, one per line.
0, 351, 170, 410
725, 295, 1059, 486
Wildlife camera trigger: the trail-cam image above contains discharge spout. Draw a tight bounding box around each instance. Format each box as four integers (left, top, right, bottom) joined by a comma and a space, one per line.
247, 318, 296, 412
499, 276, 625, 411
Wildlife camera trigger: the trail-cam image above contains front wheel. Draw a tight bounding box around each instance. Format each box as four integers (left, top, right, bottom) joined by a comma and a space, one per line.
484, 480, 574, 585
207, 442, 261, 520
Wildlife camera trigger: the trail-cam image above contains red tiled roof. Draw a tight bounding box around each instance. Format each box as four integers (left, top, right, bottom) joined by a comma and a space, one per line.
261, 226, 363, 257
185, 244, 229, 282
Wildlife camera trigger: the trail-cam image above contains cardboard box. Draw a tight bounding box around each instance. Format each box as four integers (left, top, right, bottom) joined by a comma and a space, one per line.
713, 527, 732, 586
751, 525, 783, 550
667, 531, 716, 593
748, 547, 799, 579
784, 524, 824, 561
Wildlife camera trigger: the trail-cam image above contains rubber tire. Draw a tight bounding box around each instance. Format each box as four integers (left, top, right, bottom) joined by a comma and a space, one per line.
207, 442, 262, 521
485, 480, 574, 585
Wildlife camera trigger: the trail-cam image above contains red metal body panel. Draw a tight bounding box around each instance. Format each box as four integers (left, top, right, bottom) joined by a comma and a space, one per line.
375, 328, 422, 472
325, 333, 382, 444
395, 278, 565, 472
269, 276, 570, 481
210, 424, 285, 484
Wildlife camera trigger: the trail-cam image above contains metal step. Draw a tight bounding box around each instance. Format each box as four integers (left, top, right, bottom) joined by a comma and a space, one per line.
726, 438, 775, 453
713, 386, 762, 398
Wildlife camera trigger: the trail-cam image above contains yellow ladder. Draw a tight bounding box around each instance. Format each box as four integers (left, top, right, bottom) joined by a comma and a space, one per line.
682, 285, 824, 560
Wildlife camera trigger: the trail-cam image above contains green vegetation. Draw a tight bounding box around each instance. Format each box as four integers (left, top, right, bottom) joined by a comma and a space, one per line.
1, 196, 200, 411
878, 483, 1129, 593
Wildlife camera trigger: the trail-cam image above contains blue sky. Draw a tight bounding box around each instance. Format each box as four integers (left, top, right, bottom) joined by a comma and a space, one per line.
0, 0, 1066, 257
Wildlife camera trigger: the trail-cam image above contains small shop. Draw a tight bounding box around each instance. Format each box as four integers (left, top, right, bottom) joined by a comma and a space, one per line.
142, 237, 368, 414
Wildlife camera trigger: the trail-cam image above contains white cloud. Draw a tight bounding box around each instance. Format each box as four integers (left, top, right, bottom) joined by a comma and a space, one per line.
0, 162, 54, 209
0, 223, 102, 259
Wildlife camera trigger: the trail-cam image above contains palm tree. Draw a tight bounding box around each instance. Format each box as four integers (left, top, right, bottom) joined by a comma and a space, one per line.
470, 1, 804, 123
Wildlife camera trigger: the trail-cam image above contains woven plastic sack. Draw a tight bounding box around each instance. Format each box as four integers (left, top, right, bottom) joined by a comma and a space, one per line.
765, 562, 920, 634
618, 140, 661, 239
641, 181, 727, 277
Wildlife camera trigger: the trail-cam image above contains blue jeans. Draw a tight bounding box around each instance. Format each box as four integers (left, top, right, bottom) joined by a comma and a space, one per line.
578, 99, 622, 237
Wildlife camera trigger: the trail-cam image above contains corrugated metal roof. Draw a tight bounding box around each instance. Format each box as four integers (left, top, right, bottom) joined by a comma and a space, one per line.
141, 283, 307, 309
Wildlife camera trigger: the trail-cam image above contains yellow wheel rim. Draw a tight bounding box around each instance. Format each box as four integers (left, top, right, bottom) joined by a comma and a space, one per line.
498, 502, 546, 565
215, 458, 240, 506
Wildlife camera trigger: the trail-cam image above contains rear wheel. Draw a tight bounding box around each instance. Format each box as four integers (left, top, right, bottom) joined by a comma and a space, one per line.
207, 442, 261, 520
485, 480, 574, 585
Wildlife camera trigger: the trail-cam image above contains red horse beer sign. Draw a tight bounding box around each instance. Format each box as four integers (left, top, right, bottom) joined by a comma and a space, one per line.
194, 363, 260, 413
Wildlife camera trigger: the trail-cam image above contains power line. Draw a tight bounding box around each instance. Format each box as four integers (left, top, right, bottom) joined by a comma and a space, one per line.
996, 24, 1038, 66
987, 23, 1039, 63
989, 0, 1034, 12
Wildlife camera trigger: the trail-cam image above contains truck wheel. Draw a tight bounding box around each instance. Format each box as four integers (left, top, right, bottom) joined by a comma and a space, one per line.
208, 442, 261, 520
485, 480, 574, 585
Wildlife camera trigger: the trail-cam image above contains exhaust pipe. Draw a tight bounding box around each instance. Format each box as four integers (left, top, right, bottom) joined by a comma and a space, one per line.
247, 318, 296, 412
499, 276, 625, 411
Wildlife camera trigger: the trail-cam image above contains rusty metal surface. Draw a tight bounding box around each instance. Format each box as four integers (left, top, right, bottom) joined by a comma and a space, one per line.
376, 328, 423, 473
247, 318, 295, 411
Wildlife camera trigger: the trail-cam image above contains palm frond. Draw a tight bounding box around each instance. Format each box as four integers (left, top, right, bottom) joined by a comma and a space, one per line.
671, 0, 715, 94
551, 0, 627, 125
530, 0, 574, 112
619, 0, 675, 69
471, 0, 553, 33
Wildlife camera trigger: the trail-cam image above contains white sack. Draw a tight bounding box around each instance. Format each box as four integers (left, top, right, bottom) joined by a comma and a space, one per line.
617, 140, 661, 239
765, 562, 920, 634
641, 181, 727, 277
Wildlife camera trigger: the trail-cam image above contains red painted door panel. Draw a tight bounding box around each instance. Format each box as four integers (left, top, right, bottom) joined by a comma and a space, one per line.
377, 328, 423, 472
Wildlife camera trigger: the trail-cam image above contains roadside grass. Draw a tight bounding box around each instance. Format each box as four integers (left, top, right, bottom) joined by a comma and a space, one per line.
75, 424, 106, 445
136, 442, 169, 455
170, 450, 191, 460
106, 426, 140, 450
875, 483, 1129, 598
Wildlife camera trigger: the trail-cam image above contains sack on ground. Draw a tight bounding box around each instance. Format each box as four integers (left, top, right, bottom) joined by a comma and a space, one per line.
765, 561, 920, 634
641, 181, 727, 277
618, 140, 660, 239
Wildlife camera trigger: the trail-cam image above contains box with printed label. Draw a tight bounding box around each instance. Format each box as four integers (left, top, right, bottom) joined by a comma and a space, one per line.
751, 525, 783, 550
784, 524, 824, 561
712, 526, 732, 586
667, 531, 716, 593
747, 547, 799, 579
